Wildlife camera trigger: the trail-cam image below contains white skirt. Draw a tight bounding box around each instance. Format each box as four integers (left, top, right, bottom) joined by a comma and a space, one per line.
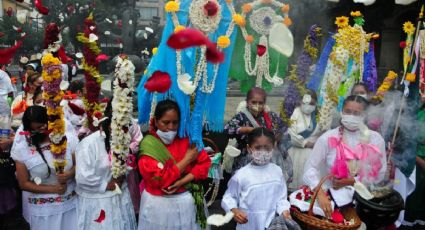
138, 191, 201, 230
29, 206, 77, 230
288, 147, 312, 191
77, 186, 137, 230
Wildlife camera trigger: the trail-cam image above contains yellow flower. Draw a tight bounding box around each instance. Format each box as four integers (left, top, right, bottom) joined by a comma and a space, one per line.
174, 25, 185, 33
217, 36, 231, 49
281, 4, 290, 14
335, 16, 349, 28
233, 14, 246, 27
350, 11, 362, 17
225, 0, 232, 2
387, 70, 397, 79
165, 1, 179, 13
406, 73, 416, 82
152, 47, 158, 55
242, 3, 252, 13
246, 35, 254, 44
403, 21, 415, 35
283, 16, 292, 26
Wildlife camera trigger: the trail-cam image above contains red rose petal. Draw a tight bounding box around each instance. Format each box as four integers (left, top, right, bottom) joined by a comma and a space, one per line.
94, 209, 105, 223
144, 71, 172, 93
206, 42, 224, 64
204, 1, 219, 17
35, 0, 49, 15
96, 54, 109, 62
167, 28, 208, 50
257, 45, 267, 57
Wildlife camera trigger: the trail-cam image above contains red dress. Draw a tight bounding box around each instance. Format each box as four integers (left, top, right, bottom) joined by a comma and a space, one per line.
138, 134, 211, 196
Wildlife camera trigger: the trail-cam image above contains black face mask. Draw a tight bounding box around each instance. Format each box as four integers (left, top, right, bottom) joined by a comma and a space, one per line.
30, 131, 47, 145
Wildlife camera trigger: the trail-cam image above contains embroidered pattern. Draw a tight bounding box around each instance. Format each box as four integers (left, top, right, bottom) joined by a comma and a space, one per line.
28, 192, 75, 205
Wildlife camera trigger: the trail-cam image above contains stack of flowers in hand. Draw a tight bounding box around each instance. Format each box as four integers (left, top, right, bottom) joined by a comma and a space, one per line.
289, 185, 335, 218
110, 55, 135, 179
41, 53, 67, 173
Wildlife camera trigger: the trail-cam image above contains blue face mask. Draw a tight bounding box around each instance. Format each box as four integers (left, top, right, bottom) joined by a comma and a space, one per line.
156, 130, 177, 145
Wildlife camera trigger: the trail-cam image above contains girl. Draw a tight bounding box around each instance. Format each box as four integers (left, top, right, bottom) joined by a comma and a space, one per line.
351, 82, 369, 100
138, 99, 211, 230
222, 127, 291, 230
287, 90, 317, 192
225, 87, 284, 173
303, 95, 386, 218
11, 106, 78, 230
75, 100, 137, 230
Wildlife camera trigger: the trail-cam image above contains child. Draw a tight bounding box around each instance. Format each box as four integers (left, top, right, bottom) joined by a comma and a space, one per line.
222, 127, 291, 229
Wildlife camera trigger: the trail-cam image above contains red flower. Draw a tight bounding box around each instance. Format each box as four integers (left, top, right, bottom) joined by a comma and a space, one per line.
93, 111, 103, 119
331, 209, 344, 224
257, 45, 267, 57
34, 0, 49, 15
295, 192, 302, 200
144, 71, 172, 93
167, 28, 208, 50
400, 41, 406, 49
204, 1, 219, 17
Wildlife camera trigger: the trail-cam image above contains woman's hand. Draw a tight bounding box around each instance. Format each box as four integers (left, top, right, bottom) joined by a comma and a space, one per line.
304, 141, 315, 148
0, 137, 13, 151
52, 183, 67, 195
332, 177, 355, 190
231, 208, 248, 224
162, 179, 182, 195
106, 176, 126, 191
183, 144, 199, 163
317, 190, 332, 219
56, 170, 73, 184
282, 210, 292, 220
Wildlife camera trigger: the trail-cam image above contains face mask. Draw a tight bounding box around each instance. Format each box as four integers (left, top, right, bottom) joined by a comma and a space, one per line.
301, 104, 316, 115
35, 102, 44, 107
251, 150, 273, 165
341, 114, 363, 131
248, 104, 264, 116
358, 94, 368, 99
156, 130, 177, 145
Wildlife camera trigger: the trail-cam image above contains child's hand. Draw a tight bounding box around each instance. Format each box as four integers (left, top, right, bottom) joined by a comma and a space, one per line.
282, 210, 291, 220
231, 208, 248, 224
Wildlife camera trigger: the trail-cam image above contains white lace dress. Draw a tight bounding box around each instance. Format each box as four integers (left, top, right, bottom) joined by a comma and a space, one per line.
75, 131, 137, 230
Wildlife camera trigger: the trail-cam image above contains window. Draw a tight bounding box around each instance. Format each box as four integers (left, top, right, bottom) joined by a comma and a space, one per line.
139, 7, 158, 21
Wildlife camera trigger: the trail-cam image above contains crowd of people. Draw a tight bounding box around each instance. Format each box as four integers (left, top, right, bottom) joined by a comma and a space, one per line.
0, 55, 423, 230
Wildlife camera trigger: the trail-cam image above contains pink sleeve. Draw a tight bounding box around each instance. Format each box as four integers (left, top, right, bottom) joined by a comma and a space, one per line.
129, 122, 143, 154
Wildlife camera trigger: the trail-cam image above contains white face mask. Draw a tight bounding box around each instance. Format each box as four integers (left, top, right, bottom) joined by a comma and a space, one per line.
358, 94, 368, 99
301, 104, 316, 115
251, 150, 273, 165
341, 114, 363, 131
156, 130, 177, 145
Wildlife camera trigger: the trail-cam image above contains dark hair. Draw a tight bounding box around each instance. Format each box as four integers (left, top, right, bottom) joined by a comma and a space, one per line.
247, 127, 275, 146
351, 82, 369, 94
343, 95, 369, 110
154, 99, 180, 121
246, 87, 267, 102
22, 106, 51, 177
27, 73, 41, 86
69, 80, 84, 94
33, 86, 43, 103
101, 97, 113, 153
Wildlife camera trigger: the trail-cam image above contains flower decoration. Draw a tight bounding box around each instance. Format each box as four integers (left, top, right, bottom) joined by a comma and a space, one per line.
283, 16, 292, 26
165, 1, 179, 13
246, 35, 254, 43
217, 36, 231, 48
41, 53, 67, 172
331, 209, 345, 224
111, 56, 135, 179
174, 25, 185, 33
203, 1, 219, 17
372, 70, 397, 101
281, 4, 290, 13
403, 21, 415, 35
152, 47, 158, 55
335, 16, 349, 28
350, 11, 362, 17
405, 72, 416, 82
242, 3, 252, 13
77, 13, 105, 132
233, 14, 246, 27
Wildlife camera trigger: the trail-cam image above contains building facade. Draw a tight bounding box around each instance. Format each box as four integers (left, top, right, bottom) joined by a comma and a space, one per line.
135, 0, 165, 26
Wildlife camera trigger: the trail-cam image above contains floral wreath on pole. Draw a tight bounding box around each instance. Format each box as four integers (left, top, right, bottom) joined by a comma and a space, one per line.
110, 55, 135, 179
166, 0, 236, 94
76, 13, 106, 132
231, 0, 292, 89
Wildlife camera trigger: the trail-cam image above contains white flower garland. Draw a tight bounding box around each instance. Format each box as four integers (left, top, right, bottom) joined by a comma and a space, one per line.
238, 0, 289, 87
170, 0, 236, 94
111, 56, 135, 178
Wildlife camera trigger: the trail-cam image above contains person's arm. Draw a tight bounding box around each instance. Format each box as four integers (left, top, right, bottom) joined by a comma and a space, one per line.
225, 113, 253, 137
221, 173, 248, 224
57, 154, 76, 184
276, 172, 291, 218
417, 156, 425, 171
15, 161, 64, 194
189, 149, 212, 180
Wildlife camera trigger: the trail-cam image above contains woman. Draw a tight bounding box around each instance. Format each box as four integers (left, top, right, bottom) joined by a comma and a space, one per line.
138, 99, 211, 230
11, 73, 43, 129
33, 86, 43, 106
351, 82, 369, 99
11, 106, 78, 230
225, 87, 284, 173
303, 95, 386, 218
75, 102, 137, 230
287, 90, 317, 192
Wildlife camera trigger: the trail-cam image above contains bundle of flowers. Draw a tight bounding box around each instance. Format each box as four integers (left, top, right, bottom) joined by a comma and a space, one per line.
76, 13, 104, 131
371, 71, 397, 102
110, 55, 135, 178
41, 53, 67, 172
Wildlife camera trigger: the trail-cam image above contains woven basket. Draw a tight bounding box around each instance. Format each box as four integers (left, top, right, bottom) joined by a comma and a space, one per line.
291, 175, 362, 230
